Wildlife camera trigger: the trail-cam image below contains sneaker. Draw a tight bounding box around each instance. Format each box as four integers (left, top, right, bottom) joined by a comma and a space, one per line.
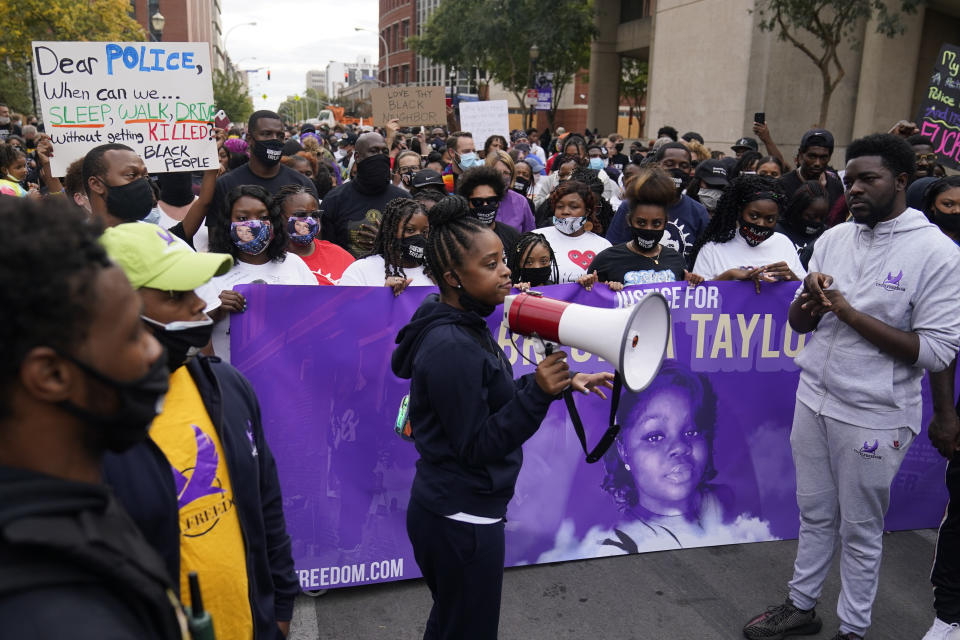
923, 618, 960, 640
743, 599, 823, 639
831, 633, 862, 640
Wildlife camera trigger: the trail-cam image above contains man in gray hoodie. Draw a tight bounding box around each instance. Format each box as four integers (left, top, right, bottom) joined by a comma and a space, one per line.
744, 134, 960, 640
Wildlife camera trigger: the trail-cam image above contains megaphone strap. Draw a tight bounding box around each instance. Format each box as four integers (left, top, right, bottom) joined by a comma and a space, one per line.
563, 372, 623, 464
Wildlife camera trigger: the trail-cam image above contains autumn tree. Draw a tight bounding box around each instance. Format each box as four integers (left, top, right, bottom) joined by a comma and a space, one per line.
754, 0, 922, 127
0, 0, 144, 113
411, 0, 596, 129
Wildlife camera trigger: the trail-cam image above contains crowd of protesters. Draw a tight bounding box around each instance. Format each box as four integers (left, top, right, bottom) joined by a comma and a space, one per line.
1, 94, 960, 640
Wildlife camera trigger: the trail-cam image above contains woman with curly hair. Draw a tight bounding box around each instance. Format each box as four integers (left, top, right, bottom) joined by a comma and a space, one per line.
690, 175, 805, 287
338, 197, 433, 294
207, 184, 317, 359
533, 179, 611, 286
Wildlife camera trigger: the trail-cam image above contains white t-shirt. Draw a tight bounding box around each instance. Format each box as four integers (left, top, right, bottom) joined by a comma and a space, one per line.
692, 228, 807, 281
156, 201, 210, 253
208, 254, 317, 361
338, 255, 434, 287
532, 225, 612, 283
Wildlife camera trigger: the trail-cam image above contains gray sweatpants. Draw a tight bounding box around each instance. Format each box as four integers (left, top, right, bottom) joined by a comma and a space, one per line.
787, 400, 914, 637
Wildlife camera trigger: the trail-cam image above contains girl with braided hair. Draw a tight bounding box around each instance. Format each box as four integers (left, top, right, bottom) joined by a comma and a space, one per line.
391, 194, 612, 640
690, 175, 805, 288
338, 197, 433, 294
272, 184, 354, 285
507, 231, 559, 290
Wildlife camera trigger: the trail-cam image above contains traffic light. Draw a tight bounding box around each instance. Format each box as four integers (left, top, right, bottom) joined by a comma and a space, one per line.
267, 69, 271, 80
344, 72, 348, 82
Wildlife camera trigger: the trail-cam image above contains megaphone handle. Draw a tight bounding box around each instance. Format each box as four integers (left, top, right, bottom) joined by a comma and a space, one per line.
562, 372, 623, 464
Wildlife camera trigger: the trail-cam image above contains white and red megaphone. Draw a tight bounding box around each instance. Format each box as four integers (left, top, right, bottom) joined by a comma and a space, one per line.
503, 291, 671, 392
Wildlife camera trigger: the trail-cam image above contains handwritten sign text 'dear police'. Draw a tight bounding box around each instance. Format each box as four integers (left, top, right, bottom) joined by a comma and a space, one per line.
32, 41, 218, 177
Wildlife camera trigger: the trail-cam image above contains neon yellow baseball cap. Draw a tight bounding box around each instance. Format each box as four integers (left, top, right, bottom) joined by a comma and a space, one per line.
101, 222, 233, 291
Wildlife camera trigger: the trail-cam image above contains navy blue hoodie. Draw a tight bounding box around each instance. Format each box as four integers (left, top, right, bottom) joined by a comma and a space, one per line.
391, 300, 555, 519
103, 355, 298, 639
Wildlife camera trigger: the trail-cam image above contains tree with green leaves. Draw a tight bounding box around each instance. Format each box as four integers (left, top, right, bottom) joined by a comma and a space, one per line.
621, 58, 648, 138
0, 0, 144, 114
754, 0, 922, 127
411, 0, 597, 129
213, 70, 254, 126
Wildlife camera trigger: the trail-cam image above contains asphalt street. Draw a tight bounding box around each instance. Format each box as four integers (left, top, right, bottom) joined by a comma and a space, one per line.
287, 529, 940, 640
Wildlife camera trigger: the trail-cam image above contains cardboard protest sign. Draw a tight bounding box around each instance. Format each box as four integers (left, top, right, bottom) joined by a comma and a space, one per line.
458, 99, 509, 149
371, 86, 446, 127
33, 41, 218, 176
916, 43, 960, 170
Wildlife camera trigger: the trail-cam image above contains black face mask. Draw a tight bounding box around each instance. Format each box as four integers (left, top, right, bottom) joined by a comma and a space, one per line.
615, 143, 624, 153
59, 350, 170, 453
102, 177, 155, 222
512, 177, 530, 195
630, 227, 665, 250
739, 221, 775, 247
669, 168, 691, 194
143, 316, 214, 371
934, 211, 960, 234
401, 234, 427, 264
252, 138, 284, 167
353, 153, 391, 195
452, 272, 496, 317
472, 203, 498, 225
519, 266, 552, 287
798, 220, 825, 237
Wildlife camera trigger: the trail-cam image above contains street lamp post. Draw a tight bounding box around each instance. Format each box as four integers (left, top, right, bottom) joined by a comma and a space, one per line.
527, 44, 539, 131
224, 22, 257, 63
150, 11, 165, 42
355, 27, 390, 86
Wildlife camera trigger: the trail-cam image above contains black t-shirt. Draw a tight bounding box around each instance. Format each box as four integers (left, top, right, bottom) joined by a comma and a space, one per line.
778, 170, 845, 210
319, 181, 409, 257
610, 153, 629, 172
0, 123, 21, 141
208, 164, 316, 229
590, 242, 686, 285
492, 221, 520, 258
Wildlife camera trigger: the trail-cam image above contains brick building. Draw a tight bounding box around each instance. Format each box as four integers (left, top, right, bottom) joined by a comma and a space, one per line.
130, 0, 225, 72
378, 0, 416, 85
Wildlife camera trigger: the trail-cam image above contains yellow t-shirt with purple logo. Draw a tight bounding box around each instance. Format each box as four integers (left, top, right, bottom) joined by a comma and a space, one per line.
150, 367, 253, 640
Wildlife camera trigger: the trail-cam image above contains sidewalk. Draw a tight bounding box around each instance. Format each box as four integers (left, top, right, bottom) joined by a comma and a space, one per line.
289, 529, 939, 640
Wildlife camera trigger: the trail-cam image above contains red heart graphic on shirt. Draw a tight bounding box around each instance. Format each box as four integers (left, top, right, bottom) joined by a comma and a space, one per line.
568, 250, 597, 269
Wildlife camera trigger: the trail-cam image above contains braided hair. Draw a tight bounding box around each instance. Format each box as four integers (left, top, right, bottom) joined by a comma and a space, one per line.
271, 183, 315, 218
369, 197, 428, 280
423, 194, 490, 292
508, 232, 558, 285
689, 175, 786, 266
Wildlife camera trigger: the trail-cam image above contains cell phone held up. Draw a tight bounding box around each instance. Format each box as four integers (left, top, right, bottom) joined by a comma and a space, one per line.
754, 112, 765, 125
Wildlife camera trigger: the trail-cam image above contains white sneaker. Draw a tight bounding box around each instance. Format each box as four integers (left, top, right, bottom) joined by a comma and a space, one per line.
922, 618, 960, 640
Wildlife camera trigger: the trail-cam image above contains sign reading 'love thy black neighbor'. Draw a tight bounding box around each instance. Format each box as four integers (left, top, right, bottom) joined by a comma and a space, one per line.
916, 43, 960, 170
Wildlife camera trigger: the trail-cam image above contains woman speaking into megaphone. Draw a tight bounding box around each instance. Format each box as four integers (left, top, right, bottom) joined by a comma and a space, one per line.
391, 194, 613, 640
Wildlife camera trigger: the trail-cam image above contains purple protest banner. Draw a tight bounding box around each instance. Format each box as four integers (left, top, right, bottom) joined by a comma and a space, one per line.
231, 281, 949, 591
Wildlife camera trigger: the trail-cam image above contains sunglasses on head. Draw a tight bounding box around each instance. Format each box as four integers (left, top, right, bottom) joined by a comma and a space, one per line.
470, 196, 500, 208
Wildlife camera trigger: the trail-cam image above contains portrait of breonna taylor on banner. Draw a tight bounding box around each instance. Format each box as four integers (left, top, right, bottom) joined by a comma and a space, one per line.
538, 360, 775, 561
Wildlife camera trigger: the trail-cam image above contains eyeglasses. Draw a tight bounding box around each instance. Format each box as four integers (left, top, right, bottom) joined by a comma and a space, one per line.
469, 196, 501, 208
916, 153, 938, 163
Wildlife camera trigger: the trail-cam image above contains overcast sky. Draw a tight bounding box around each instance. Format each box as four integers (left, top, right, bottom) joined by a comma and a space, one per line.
222, 0, 380, 112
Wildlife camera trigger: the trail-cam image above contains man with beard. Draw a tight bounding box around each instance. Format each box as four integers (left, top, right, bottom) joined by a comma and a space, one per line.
907, 134, 937, 181
744, 134, 960, 640
208, 110, 316, 231
320, 131, 408, 257
778, 129, 845, 210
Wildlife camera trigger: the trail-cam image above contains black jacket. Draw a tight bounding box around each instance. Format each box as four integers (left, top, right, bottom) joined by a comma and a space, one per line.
391, 301, 555, 519
0, 466, 187, 640
103, 355, 298, 640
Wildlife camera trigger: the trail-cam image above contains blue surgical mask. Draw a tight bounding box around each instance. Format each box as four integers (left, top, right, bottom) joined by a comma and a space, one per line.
552, 215, 587, 235
230, 220, 273, 255
457, 151, 480, 170
142, 206, 162, 225
588, 157, 605, 171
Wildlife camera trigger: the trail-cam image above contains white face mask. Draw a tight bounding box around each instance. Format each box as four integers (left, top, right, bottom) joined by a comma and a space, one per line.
552, 215, 586, 235
699, 188, 723, 211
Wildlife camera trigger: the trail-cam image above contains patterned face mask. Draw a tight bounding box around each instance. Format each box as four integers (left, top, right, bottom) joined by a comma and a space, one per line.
230, 220, 273, 255
553, 215, 586, 235
287, 216, 319, 245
